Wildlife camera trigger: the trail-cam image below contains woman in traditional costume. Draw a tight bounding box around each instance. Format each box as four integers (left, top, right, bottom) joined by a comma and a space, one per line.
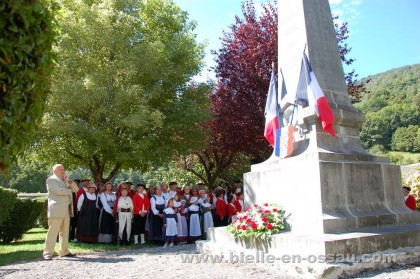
76, 183, 99, 243
98, 182, 116, 243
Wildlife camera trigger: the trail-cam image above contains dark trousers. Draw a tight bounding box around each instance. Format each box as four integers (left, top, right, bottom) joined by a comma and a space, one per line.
214, 214, 228, 227
69, 212, 78, 240
132, 215, 147, 235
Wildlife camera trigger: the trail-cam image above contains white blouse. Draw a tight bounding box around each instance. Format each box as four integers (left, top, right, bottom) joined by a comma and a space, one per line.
77, 192, 97, 211
100, 192, 116, 214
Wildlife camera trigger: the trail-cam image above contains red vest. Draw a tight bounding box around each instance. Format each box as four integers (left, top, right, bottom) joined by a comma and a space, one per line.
215, 198, 227, 218
227, 203, 238, 218
133, 193, 151, 215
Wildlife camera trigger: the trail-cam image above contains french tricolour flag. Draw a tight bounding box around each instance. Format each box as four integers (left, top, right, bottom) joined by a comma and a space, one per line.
264, 68, 279, 147
300, 52, 336, 137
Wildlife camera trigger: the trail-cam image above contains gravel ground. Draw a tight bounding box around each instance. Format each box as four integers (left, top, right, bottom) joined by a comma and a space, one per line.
0, 244, 419, 279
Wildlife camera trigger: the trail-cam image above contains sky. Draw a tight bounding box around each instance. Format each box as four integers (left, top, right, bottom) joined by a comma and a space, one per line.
173, 0, 420, 81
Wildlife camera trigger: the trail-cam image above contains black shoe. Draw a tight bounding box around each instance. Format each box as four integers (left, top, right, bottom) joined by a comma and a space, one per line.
63, 253, 76, 257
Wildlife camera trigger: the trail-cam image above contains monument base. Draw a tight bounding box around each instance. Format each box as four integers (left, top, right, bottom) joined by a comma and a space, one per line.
198, 226, 420, 278
244, 152, 420, 234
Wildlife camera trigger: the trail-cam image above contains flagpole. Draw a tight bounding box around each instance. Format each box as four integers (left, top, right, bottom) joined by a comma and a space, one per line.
273, 62, 282, 131
289, 43, 308, 126
274, 62, 283, 157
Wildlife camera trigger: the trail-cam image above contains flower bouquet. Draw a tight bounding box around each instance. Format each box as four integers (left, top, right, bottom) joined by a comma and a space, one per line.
227, 203, 285, 240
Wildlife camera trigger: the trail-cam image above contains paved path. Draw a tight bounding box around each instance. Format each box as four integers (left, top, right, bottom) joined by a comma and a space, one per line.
0, 244, 419, 279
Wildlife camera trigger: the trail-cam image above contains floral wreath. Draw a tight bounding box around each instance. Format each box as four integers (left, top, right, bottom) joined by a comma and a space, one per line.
227, 203, 285, 240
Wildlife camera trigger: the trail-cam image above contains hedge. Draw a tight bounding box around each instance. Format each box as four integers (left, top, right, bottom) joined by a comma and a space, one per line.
0, 186, 17, 227
0, 198, 44, 243
0, 0, 58, 169
35, 196, 48, 229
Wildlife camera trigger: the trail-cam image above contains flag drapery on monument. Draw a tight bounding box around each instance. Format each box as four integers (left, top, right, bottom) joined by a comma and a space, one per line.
264, 68, 280, 147
298, 52, 336, 136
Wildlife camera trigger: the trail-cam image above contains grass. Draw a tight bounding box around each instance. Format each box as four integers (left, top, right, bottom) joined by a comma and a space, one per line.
389, 151, 420, 165
0, 227, 157, 266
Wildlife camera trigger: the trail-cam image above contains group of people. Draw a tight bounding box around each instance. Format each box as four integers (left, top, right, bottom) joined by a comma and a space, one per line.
42, 163, 418, 261
69, 176, 245, 248
43, 164, 245, 259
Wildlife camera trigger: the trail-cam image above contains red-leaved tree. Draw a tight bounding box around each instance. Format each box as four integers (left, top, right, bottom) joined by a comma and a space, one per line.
182, 0, 367, 189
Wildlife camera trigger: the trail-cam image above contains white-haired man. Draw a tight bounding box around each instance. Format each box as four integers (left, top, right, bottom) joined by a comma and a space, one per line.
43, 164, 79, 260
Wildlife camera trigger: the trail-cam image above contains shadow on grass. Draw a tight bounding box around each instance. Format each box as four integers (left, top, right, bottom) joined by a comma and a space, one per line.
8, 239, 45, 246
24, 229, 46, 235
0, 250, 43, 266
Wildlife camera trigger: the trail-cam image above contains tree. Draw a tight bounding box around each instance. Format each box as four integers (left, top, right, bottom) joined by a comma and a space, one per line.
32, 0, 210, 182
0, 0, 58, 171
391, 125, 420, 152
0, 158, 49, 193
183, 0, 364, 188
179, 0, 277, 189
140, 161, 199, 186
360, 104, 420, 150
334, 16, 370, 103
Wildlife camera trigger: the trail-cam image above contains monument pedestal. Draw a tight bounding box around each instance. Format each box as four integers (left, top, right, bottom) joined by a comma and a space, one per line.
197, 0, 420, 277
245, 151, 420, 236
201, 151, 420, 258
197, 151, 420, 278
243, 150, 420, 255
198, 226, 420, 278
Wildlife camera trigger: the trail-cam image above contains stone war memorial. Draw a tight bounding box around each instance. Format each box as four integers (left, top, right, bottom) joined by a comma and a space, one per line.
199, 0, 420, 277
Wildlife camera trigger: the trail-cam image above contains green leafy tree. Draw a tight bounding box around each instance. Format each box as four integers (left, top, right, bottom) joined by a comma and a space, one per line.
0, 0, 58, 170
367, 144, 388, 157
140, 161, 199, 187
356, 64, 420, 112
179, 152, 251, 190
391, 125, 420, 152
356, 65, 420, 152
0, 158, 49, 193
32, 0, 210, 182
360, 104, 420, 150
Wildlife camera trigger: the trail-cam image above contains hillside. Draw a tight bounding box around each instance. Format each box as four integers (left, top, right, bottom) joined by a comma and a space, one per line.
356, 64, 420, 113
355, 64, 420, 154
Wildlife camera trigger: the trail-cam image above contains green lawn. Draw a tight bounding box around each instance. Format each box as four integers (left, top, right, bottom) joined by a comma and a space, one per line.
389, 151, 420, 165
0, 227, 156, 266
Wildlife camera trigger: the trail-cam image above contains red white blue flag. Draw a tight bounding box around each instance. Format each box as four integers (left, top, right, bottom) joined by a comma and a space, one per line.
264, 68, 279, 147
299, 52, 336, 136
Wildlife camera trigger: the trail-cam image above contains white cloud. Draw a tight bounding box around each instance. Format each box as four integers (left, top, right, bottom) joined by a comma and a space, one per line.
331, 8, 344, 18
331, 0, 363, 26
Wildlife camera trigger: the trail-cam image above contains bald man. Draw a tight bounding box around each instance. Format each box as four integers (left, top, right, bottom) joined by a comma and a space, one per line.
43, 164, 79, 260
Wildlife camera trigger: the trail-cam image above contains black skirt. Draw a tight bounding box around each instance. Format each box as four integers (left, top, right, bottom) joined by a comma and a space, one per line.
76, 195, 99, 242
99, 209, 115, 235
148, 210, 163, 240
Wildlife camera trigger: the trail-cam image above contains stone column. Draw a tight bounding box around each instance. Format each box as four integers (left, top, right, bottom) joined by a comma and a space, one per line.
242, 0, 420, 255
